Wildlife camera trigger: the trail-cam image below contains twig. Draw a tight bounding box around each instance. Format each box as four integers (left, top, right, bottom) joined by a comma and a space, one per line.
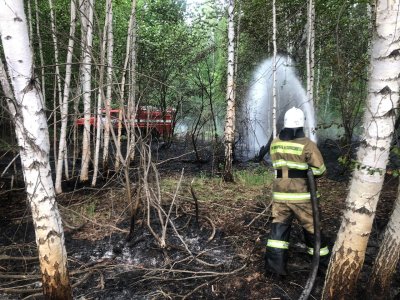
0, 153, 20, 178
0, 273, 39, 279
0, 255, 37, 261
58, 204, 128, 233
245, 199, 273, 227
203, 215, 216, 242
187, 213, 216, 242
182, 277, 218, 300
162, 169, 184, 247
190, 178, 199, 225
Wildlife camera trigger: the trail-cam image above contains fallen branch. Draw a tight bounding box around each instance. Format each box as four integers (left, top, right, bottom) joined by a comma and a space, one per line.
58, 204, 128, 233
245, 199, 273, 227
190, 178, 199, 225
0, 255, 37, 261
182, 277, 218, 300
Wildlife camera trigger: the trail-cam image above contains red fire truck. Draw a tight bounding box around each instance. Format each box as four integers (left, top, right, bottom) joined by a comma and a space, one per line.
76, 106, 176, 137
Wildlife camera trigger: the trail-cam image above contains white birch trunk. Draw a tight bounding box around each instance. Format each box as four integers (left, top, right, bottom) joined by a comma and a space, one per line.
0, 1, 72, 297
306, 0, 315, 105
115, 1, 136, 170
367, 178, 400, 298
306, 0, 317, 140
322, 1, 400, 298
92, 1, 109, 187
27, 0, 33, 41
79, 0, 94, 182
272, 0, 277, 138
223, 0, 235, 182
102, 0, 113, 170
55, 0, 76, 194
49, 0, 64, 176
128, 0, 137, 162
34, 0, 46, 106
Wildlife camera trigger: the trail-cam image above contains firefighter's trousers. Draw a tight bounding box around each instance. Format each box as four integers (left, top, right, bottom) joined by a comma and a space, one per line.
265, 202, 330, 275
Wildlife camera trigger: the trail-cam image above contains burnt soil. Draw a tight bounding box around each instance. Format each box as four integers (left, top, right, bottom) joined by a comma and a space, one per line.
0, 139, 400, 300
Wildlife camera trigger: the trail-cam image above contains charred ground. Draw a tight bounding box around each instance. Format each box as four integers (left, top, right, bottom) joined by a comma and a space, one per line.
0, 139, 399, 299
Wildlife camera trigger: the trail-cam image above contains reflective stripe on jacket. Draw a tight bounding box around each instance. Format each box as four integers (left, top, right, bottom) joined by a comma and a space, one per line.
270, 137, 326, 203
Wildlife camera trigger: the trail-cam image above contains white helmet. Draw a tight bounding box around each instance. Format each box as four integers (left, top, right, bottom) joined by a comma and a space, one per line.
284, 107, 305, 128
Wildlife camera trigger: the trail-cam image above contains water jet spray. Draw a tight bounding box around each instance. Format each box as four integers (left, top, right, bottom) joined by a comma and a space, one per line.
238, 56, 317, 160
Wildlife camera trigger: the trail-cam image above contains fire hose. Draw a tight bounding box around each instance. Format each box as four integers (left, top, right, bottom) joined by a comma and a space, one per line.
298, 168, 321, 300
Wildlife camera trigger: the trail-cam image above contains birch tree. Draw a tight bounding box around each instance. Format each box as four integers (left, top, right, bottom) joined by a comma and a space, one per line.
79, 0, 94, 182
34, 0, 46, 105
92, 0, 108, 187
306, 0, 315, 108
102, 0, 114, 170
115, 0, 136, 170
0, 1, 72, 297
272, 0, 277, 138
127, 0, 137, 162
367, 178, 400, 298
322, 1, 400, 298
49, 0, 64, 173
223, 0, 235, 182
55, 0, 77, 194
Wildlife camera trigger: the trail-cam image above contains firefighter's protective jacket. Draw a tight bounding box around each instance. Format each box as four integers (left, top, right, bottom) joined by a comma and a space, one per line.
270, 136, 326, 203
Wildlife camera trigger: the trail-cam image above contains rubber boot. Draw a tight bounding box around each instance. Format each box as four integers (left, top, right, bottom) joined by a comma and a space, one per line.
265, 222, 291, 276
303, 229, 330, 272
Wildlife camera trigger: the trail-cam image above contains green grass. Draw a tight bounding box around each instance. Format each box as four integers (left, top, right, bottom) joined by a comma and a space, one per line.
234, 167, 274, 186
160, 166, 274, 204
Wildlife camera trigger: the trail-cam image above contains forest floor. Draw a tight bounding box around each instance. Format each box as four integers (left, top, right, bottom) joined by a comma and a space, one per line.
0, 138, 400, 300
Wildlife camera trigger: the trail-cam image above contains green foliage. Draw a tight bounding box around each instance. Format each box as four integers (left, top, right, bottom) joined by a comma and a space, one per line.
338, 156, 385, 176
11, 0, 375, 148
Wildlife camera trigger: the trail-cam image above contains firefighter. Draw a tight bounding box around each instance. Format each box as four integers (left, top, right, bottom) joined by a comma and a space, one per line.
265, 107, 329, 277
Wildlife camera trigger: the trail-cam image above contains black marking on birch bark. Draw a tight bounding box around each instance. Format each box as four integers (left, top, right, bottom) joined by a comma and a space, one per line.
388, 49, 400, 58
5, 36, 12, 40
379, 86, 392, 95
39, 196, 51, 203
354, 206, 374, 216
37, 214, 50, 221
14, 17, 23, 22
43, 254, 50, 263
46, 230, 60, 241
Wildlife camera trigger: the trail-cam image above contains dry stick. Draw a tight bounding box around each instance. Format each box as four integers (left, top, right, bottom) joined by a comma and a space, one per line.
150, 159, 166, 245
190, 178, 200, 225
58, 204, 128, 233
245, 199, 273, 227
182, 277, 219, 300
140, 142, 163, 246
162, 168, 185, 246
0, 153, 20, 177
0, 255, 37, 261
0, 274, 39, 280
19, 271, 94, 300
186, 213, 216, 242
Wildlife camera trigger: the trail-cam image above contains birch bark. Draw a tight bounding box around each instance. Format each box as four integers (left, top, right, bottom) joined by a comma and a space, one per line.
79, 0, 94, 182
34, 0, 46, 106
367, 179, 400, 298
92, 0, 108, 187
0, 1, 72, 297
49, 0, 64, 176
322, 1, 400, 298
223, 0, 235, 182
102, 0, 113, 170
272, 0, 277, 138
127, 0, 137, 162
55, 0, 76, 194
